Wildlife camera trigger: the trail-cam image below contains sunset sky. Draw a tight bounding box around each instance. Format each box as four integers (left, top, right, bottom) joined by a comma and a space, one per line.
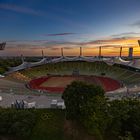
0, 0, 140, 56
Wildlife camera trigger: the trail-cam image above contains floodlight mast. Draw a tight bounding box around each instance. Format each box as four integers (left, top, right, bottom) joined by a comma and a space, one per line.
0, 42, 6, 50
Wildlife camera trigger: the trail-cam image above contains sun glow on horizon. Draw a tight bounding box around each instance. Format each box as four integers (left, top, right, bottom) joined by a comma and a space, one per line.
0, 38, 140, 57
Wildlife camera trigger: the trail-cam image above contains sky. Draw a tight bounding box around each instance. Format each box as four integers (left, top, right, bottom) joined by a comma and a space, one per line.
0, 0, 140, 56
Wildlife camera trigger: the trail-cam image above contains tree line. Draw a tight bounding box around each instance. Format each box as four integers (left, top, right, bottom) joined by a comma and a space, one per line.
62, 81, 140, 140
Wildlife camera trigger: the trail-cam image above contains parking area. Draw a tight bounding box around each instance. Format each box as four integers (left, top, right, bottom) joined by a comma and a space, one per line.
0, 92, 62, 108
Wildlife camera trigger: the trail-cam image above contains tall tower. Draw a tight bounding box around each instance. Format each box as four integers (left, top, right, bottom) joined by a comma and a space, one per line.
138, 40, 140, 47
119, 47, 122, 57
99, 46, 101, 58
128, 47, 133, 59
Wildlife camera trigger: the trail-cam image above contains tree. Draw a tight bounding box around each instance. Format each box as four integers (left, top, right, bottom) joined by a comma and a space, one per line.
107, 99, 140, 140
62, 81, 105, 120
62, 81, 108, 140
62, 81, 140, 140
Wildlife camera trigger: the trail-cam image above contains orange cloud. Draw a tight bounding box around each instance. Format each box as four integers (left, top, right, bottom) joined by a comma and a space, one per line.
1, 38, 140, 56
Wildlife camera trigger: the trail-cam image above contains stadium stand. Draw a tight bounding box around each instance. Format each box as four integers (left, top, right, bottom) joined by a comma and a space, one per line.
5, 61, 140, 93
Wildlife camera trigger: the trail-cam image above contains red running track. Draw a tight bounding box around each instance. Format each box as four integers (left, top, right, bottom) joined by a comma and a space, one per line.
96, 77, 121, 92
28, 75, 121, 93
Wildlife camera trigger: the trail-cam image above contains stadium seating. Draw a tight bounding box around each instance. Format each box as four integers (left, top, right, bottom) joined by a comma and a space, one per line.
17, 61, 140, 88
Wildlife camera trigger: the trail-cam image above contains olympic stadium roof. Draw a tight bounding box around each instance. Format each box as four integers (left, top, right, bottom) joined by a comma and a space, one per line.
5, 56, 140, 74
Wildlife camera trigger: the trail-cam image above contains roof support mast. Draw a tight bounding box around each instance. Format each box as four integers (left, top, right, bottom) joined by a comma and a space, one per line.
21, 54, 24, 63
99, 46, 101, 59
80, 47, 82, 57
120, 47, 122, 58
138, 40, 140, 47
61, 48, 64, 57
42, 50, 44, 58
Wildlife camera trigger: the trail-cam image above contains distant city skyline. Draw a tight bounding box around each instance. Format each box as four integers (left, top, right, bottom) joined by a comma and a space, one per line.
0, 0, 140, 56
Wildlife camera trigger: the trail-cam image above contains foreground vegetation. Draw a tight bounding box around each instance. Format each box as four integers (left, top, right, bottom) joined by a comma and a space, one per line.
1, 81, 140, 140
0, 109, 65, 140
62, 81, 140, 140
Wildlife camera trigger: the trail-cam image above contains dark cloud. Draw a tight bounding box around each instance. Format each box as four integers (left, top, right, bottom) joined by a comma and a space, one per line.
16, 44, 39, 48
81, 38, 125, 45
27, 46, 47, 50
63, 47, 73, 50
31, 40, 48, 43
130, 20, 140, 28
111, 32, 140, 37
48, 47, 60, 50
43, 33, 77, 36
84, 36, 140, 46
0, 4, 42, 16
4, 36, 139, 52
101, 45, 121, 48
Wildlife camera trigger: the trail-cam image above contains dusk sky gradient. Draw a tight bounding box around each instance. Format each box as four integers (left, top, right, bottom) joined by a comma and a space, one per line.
0, 0, 140, 56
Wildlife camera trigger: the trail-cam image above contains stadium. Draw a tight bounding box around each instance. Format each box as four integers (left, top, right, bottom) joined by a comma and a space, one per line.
3, 47, 140, 96
2, 1, 140, 139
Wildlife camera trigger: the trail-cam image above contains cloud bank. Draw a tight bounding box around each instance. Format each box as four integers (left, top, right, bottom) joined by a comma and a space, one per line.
43, 33, 77, 36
